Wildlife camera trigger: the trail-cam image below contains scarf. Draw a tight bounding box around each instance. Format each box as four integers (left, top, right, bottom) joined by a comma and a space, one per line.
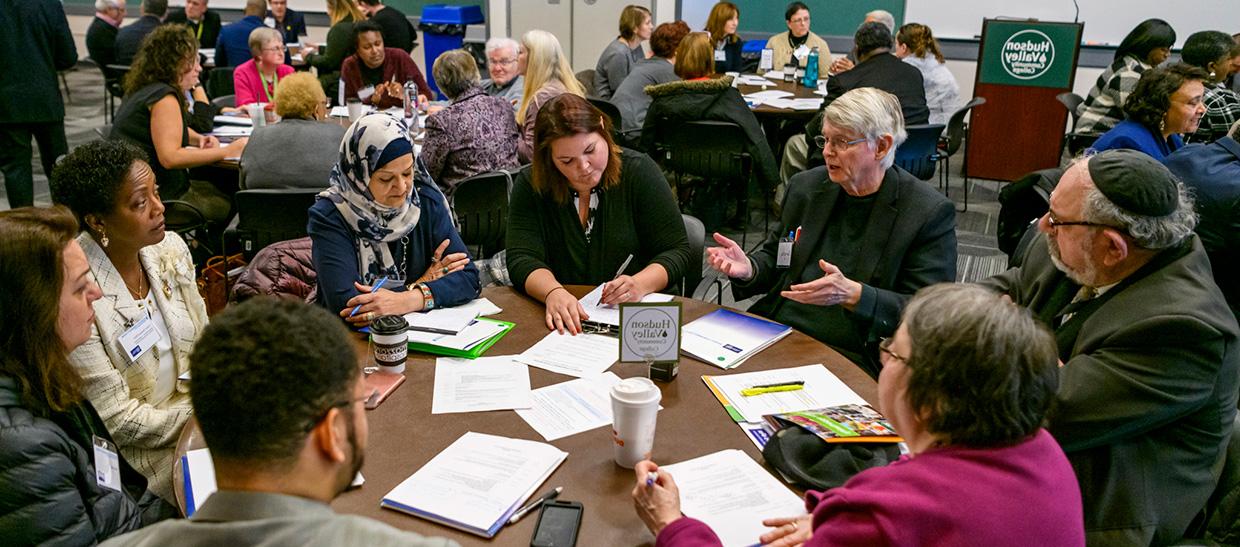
319, 112, 421, 284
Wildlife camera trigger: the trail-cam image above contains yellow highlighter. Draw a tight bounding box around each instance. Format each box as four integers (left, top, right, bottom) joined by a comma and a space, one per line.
740, 383, 805, 397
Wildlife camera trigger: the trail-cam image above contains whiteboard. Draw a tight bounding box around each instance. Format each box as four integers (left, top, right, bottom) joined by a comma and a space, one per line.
904, 0, 1238, 46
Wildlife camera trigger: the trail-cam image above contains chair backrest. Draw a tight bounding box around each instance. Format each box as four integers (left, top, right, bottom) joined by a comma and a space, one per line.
103, 64, 130, 96
941, 97, 986, 156
206, 66, 235, 99
211, 94, 235, 109
681, 214, 705, 298
647, 119, 752, 180
587, 97, 623, 135
452, 170, 512, 258
576, 69, 596, 97
233, 189, 321, 257
94, 124, 112, 139
894, 123, 945, 180
1056, 92, 1084, 127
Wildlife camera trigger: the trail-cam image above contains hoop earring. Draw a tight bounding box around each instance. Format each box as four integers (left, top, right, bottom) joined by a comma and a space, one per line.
99, 228, 109, 248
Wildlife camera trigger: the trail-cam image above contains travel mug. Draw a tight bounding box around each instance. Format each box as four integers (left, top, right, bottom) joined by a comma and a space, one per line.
371, 315, 409, 374
611, 377, 661, 468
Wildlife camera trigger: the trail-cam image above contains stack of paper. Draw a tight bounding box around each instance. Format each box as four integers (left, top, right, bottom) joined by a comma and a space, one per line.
406, 318, 513, 359
514, 372, 662, 441
210, 126, 252, 138
513, 331, 617, 377
681, 309, 791, 369
212, 115, 251, 126
661, 449, 806, 547
578, 284, 674, 328
743, 90, 793, 101
381, 432, 568, 537
405, 307, 477, 335
736, 74, 778, 87
431, 356, 532, 414
702, 364, 867, 449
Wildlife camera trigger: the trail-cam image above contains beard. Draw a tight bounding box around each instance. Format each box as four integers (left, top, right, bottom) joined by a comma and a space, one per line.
334, 411, 366, 496
1047, 233, 1100, 287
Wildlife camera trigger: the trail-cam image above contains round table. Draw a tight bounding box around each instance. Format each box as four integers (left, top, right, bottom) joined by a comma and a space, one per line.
175, 285, 875, 546
739, 78, 823, 121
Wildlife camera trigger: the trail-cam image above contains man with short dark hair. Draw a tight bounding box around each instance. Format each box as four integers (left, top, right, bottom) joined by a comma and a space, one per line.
358, 0, 416, 54
266, 0, 307, 46
115, 0, 167, 65
164, 0, 221, 50
983, 149, 1240, 545
214, 0, 266, 67
100, 299, 457, 547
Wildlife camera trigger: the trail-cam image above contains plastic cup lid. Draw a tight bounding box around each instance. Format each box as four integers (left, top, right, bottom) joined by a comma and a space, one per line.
370, 314, 408, 335
611, 377, 659, 404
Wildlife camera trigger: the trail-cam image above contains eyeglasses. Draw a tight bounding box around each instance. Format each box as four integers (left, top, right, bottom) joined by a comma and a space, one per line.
1044, 210, 1115, 231
789, 16, 810, 24
878, 337, 908, 365
814, 135, 867, 150
489, 57, 518, 66
303, 393, 368, 432
263, 46, 286, 53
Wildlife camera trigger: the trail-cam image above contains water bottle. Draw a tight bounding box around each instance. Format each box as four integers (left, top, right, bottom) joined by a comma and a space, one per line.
403, 80, 418, 121
802, 47, 819, 87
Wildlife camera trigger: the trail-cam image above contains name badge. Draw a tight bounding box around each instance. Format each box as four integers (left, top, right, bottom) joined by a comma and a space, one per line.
777, 235, 794, 268
358, 85, 376, 101
793, 44, 810, 61
118, 316, 161, 365
715, 49, 727, 62
263, 16, 276, 28
93, 436, 122, 492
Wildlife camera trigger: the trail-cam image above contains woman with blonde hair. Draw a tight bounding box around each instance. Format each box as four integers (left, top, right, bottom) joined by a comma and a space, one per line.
303, 0, 366, 102
594, 5, 652, 99
705, 2, 743, 73
239, 72, 346, 189
516, 30, 586, 163
895, 23, 959, 125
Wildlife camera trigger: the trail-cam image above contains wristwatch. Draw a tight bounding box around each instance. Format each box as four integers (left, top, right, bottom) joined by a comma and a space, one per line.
415, 282, 435, 311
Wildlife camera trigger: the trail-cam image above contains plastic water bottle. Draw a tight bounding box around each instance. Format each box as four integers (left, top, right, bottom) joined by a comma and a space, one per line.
403, 80, 418, 121
802, 47, 819, 87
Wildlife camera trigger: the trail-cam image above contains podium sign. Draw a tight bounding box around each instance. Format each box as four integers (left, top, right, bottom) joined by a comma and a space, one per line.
968, 19, 1084, 181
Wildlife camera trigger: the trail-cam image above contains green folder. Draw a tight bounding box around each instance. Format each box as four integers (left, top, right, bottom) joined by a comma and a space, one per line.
405, 318, 515, 359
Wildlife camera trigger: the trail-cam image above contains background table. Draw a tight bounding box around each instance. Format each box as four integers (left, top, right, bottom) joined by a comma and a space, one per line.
176, 286, 875, 546
737, 77, 823, 121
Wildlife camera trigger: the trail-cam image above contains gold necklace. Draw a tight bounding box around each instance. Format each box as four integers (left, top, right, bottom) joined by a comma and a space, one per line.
126, 269, 146, 302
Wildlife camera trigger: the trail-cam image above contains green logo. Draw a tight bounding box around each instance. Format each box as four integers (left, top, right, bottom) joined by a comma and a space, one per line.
1000, 29, 1055, 80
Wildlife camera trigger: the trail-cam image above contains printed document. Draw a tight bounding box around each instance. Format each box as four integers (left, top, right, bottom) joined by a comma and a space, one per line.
513, 331, 617, 377
578, 284, 674, 326
515, 372, 639, 441
703, 364, 866, 423
432, 356, 532, 414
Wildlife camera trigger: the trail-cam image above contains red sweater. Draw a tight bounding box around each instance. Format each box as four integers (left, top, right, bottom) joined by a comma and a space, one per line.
340, 48, 429, 110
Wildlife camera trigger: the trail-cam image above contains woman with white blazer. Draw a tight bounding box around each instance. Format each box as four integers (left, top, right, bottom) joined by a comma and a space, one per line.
49, 140, 208, 500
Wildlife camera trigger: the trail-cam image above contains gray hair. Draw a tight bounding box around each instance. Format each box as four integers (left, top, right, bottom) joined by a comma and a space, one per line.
248, 27, 283, 58
95, 0, 123, 10
866, 10, 896, 33
432, 49, 481, 100
1077, 156, 1198, 250
485, 37, 519, 58
822, 87, 908, 169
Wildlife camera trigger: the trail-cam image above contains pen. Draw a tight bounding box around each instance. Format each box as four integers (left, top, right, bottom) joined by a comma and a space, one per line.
508, 486, 563, 525
603, 254, 634, 301
750, 381, 805, 389
646, 471, 658, 486
739, 385, 805, 397
348, 276, 389, 318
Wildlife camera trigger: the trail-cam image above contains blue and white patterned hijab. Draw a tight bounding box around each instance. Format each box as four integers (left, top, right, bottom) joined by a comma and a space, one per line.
320, 113, 422, 283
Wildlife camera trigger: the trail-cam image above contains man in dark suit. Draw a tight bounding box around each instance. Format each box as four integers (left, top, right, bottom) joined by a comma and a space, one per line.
164, 0, 221, 51
708, 88, 956, 376
983, 150, 1240, 545
86, 0, 125, 68
266, 0, 307, 45
0, 0, 77, 209
1163, 123, 1240, 317
214, 0, 267, 68
358, 0, 417, 53
115, 0, 168, 65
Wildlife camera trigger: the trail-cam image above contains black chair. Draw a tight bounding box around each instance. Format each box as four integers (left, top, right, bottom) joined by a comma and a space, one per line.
647, 119, 759, 249
893, 123, 945, 181
452, 170, 513, 259
103, 64, 131, 123
211, 94, 235, 109
164, 200, 214, 258
1056, 92, 1084, 128
1055, 92, 1097, 157
681, 214, 705, 298
575, 69, 596, 97
587, 97, 623, 140
206, 66, 235, 99
932, 97, 986, 211
222, 189, 321, 261
94, 124, 112, 139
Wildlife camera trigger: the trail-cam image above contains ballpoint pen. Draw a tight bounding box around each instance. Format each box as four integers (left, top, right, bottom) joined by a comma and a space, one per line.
348, 276, 389, 318
507, 486, 563, 525
603, 254, 634, 302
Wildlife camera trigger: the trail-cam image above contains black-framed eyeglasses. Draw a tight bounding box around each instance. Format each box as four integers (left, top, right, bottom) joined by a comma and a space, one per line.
878, 337, 908, 365
303, 394, 367, 432
1045, 210, 1116, 231
814, 135, 868, 150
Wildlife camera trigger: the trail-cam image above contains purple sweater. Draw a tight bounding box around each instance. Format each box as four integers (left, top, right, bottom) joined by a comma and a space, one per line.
656, 429, 1084, 547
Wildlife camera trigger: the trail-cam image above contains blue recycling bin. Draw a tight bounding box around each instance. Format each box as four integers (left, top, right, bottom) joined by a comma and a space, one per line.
419, 4, 485, 99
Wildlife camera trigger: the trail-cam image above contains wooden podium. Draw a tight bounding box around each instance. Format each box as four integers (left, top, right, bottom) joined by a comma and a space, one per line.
967, 19, 1084, 181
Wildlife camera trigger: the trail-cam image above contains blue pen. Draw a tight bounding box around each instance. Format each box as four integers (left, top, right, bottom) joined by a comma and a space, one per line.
348, 276, 389, 317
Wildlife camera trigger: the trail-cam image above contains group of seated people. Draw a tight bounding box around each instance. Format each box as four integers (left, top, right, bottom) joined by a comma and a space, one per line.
13, 2, 1236, 546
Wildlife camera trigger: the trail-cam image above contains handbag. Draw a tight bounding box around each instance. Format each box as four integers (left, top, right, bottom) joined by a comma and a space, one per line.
197, 253, 246, 316
762, 425, 901, 491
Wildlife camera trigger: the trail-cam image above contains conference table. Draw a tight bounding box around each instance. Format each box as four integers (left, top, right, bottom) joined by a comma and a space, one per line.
175, 285, 876, 546
736, 77, 824, 121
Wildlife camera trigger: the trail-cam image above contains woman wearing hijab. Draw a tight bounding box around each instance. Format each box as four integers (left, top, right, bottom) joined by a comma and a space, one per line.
308, 113, 480, 326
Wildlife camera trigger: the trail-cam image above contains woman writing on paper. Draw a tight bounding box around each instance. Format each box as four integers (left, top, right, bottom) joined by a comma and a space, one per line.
632, 284, 1086, 546
505, 94, 691, 335
308, 113, 480, 327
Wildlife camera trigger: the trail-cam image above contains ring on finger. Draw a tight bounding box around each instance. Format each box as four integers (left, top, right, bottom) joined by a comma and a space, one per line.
442, 266, 449, 274
790, 522, 798, 531
366, 311, 375, 321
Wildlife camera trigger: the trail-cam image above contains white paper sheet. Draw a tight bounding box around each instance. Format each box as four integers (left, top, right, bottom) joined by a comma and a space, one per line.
210, 126, 252, 137
578, 284, 674, 327
704, 364, 866, 423
736, 75, 778, 87
381, 432, 567, 534
513, 331, 617, 377
661, 450, 806, 547
212, 115, 251, 126
453, 297, 503, 317
515, 372, 637, 441
407, 318, 506, 350
432, 356, 532, 414
405, 307, 477, 335
743, 90, 794, 100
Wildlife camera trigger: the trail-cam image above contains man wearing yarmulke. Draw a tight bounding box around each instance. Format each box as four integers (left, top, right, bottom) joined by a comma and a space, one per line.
982, 149, 1239, 545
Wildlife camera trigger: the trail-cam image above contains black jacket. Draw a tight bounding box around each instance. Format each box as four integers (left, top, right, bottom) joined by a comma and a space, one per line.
0, 0, 77, 123
712, 37, 745, 74
86, 16, 119, 68
115, 15, 162, 66
0, 377, 172, 545
1164, 137, 1240, 317
164, 9, 221, 51
641, 76, 780, 190
372, 6, 417, 53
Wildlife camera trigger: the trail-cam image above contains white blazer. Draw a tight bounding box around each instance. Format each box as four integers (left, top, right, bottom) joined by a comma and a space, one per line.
68, 231, 208, 498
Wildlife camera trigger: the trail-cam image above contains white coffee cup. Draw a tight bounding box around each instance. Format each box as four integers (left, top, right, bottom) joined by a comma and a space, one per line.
248, 102, 266, 127
611, 377, 661, 468
346, 98, 364, 122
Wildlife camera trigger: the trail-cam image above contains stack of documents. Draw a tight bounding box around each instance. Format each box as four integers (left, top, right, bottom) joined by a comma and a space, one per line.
405, 307, 478, 336
212, 115, 251, 126
513, 331, 618, 377
406, 318, 513, 359
431, 356, 532, 414
210, 125, 252, 138
515, 372, 661, 441
681, 309, 791, 369
735, 74, 778, 87
702, 364, 868, 449
381, 432, 567, 537
661, 449, 806, 547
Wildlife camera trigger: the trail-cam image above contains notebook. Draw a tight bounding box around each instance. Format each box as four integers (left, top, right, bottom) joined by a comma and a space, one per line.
404, 318, 514, 359
681, 309, 791, 369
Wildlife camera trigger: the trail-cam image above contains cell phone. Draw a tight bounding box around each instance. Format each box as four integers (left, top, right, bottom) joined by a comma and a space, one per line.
529, 500, 582, 547
363, 372, 405, 410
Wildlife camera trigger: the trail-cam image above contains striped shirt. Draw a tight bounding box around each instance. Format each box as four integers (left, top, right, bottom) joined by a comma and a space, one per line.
1189, 83, 1240, 144
1075, 55, 1151, 136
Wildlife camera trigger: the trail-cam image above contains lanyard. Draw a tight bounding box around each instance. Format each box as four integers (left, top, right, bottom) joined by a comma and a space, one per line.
260, 71, 279, 103
193, 20, 203, 40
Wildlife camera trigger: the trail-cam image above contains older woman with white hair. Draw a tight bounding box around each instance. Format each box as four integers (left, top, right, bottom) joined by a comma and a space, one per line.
233, 26, 295, 108
482, 36, 524, 108
707, 87, 957, 377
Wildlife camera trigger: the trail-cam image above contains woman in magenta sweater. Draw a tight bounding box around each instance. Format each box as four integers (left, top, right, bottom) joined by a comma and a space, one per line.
232, 27, 295, 108
633, 283, 1086, 547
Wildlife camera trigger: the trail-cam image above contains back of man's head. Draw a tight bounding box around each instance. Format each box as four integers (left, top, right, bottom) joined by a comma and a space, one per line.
190, 298, 358, 470
244, 0, 266, 17
854, 21, 893, 58
142, 0, 168, 18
